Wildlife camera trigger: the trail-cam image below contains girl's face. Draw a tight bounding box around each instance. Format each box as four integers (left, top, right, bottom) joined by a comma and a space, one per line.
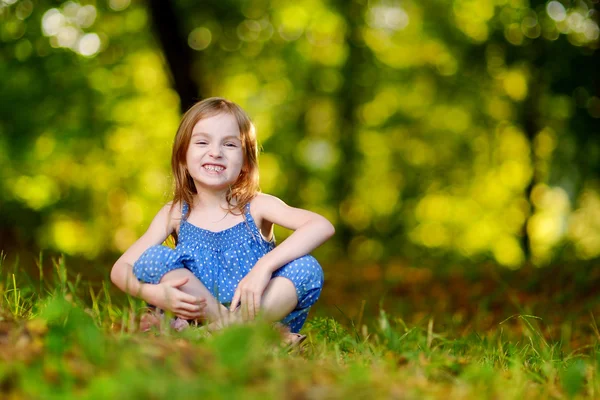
186, 112, 244, 193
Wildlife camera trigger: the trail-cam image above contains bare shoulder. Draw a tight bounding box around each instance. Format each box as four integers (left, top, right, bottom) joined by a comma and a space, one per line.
249, 193, 291, 219
250, 193, 285, 211
250, 192, 334, 232
162, 201, 184, 233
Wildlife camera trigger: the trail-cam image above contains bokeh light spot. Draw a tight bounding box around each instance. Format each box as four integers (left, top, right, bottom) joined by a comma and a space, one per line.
188, 27, 212, 50
14, 39, 33, 61
503, 70, 528, 101
15, 0, 33, 20
77, 33, 101, 57
109, 0, 131, 12
12, 175, 60, 210
76, 5, 97, 29
300, 139, 338, 171
237, 19, 261, 42
42, 9, 64, 37
259, 153, 285, 193
546, 1, 566, 22
492, 236, 524, 268
50, 217, 90, 255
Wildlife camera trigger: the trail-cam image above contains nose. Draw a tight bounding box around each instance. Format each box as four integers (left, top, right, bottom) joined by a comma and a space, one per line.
208, 143, 222, 158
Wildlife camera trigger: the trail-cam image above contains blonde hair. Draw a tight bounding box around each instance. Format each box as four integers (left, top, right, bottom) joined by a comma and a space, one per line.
170, 97, 260, 220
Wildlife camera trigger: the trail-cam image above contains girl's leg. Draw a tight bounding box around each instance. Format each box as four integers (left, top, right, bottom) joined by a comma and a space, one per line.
260, 277, 298, 322
161, 270, 299, 331
263, 255, 324, 333
159, 268, 230, 323
160, 270, 300, 327
259, 276, 307, 346
132, 245, 239, 331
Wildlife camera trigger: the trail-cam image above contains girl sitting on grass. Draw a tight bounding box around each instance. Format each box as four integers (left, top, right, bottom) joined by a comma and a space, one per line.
111, 97, 334, 344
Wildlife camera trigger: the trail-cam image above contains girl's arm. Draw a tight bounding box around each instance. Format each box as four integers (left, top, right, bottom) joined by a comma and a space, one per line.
111, 204, 204, 318
251, 193, 335, 273
229, 193, 334, 316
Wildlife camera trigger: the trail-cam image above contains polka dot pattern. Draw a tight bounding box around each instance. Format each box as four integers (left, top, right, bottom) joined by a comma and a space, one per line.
132, 201, 324, 332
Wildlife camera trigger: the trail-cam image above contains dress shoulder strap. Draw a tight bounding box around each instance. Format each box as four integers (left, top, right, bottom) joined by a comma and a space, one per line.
242, 200, 263, 240
181, 201, 189, 220
243, 201, 252, 219
241, 199, 275, 248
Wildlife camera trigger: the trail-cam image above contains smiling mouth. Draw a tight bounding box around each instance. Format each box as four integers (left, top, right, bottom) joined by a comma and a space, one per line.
203, 164, 225, 172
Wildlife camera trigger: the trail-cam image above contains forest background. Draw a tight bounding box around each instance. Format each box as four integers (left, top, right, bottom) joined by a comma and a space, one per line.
1, 0, 599, 324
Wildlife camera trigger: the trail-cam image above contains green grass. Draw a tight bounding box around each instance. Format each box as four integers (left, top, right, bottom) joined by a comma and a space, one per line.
1, 252, 599, 399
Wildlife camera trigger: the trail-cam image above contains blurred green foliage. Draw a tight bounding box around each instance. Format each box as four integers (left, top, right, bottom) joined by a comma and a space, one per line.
2, 255, 600, 399
0, 0, 599, 270
6, 292, 599, 399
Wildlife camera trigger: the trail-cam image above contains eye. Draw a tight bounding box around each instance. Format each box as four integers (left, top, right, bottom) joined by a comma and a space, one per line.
195, 141, 208, 145
224, 142, 238, 148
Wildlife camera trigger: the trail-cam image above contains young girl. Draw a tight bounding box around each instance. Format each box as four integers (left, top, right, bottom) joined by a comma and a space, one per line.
111, 97, 334, 342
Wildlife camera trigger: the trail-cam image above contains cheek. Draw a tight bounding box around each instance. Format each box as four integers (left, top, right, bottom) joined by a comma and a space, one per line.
186, 147, 203, 162
233, 151, 244, 166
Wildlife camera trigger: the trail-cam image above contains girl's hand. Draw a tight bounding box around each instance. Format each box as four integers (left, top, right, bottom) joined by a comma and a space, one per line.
229, 265, 272, 321
146, 277, 206, 320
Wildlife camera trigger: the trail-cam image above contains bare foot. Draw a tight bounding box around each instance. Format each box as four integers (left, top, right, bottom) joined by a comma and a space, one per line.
170, 318, 190, 332
273, 323, 307, 348
140, 310, 192, 333
283, 333, 307, 348
139, 308, 163, 332
202, 306, 244, 332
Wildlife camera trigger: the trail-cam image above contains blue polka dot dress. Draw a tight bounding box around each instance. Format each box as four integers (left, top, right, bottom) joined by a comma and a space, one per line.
132, 201, 324, 333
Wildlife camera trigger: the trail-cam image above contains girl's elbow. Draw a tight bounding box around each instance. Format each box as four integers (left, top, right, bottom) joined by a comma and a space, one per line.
324, 221, 335, 239
110, 262, 123, 287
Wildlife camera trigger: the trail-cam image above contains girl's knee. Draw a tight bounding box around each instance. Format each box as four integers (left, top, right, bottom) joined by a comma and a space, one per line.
132, 245, 187, 285
285, 255, 324, 285
274, 254, 324, 293
272, 255, 324, 332
159, 267, 196, 283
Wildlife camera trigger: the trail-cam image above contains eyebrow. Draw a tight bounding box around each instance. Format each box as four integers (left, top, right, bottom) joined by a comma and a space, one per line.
191, 132, 241, 141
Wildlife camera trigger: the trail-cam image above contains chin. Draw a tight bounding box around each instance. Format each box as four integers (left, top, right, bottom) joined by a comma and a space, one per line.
194, 180, 236, 191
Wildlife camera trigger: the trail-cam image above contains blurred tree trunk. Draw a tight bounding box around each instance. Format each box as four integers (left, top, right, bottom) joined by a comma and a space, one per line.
332, 0, 365, 251
573, 43, 600, 184
520, 36, 550, 262
522, 76, 541, 262
147, 0, 201, 112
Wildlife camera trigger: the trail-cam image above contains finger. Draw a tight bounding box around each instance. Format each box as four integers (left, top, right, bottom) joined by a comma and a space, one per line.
248, 293, 256, 320
240, 292, 247, 321
175, 312, 196, 320
230, 290, 241, 312
254, 293, 261, 319
179, 309, 205, 319
175, 305, 206, 318
169, 277, 189, 288
184, 296, 206, 306
177, 302, 203, 313
177, 292, 201, 305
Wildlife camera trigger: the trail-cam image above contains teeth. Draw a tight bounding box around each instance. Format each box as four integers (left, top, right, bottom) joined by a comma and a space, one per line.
204, 165, 224, 172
